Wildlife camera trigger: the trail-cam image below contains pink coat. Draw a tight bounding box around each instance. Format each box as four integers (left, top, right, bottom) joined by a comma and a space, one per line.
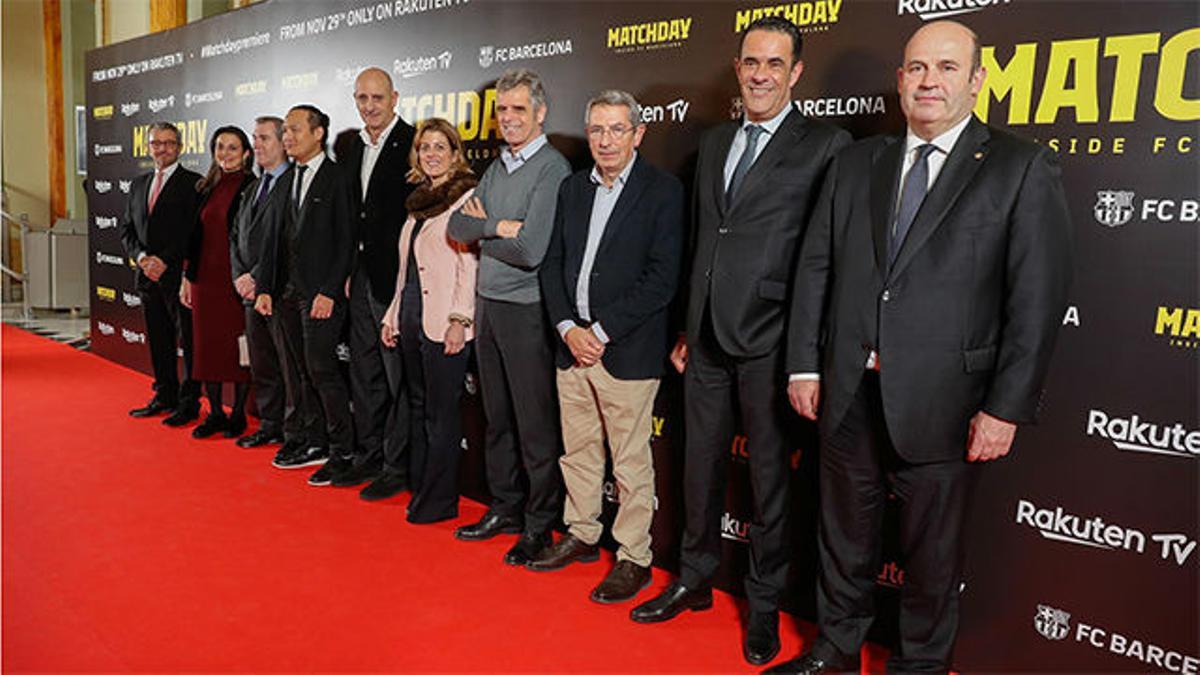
383, 188, 478, 342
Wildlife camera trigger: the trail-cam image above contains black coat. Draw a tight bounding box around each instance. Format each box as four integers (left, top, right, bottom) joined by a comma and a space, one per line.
119, 165, 203, 289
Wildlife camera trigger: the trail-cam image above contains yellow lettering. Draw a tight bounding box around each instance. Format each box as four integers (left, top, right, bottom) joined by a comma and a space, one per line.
1035, 38, 1100, 124
976, 43, 1037, 125
1104, 33, 1161, 122
1156, 307, 1183, 336
1155, 27, 1200, 121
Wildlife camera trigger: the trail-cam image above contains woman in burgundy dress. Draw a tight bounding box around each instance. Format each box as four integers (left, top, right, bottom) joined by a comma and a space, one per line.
180, 126, 254, 439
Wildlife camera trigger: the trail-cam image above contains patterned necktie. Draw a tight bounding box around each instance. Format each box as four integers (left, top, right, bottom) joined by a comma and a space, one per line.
889, 143, 937, 268
147, 169, 166, 214
725, 124, 765, 203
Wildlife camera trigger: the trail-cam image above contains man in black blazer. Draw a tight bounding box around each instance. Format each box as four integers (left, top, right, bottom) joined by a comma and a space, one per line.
773, 21, 1073, 674
629, 17, 851, 666
229, 116, 292, 448
533, 90, 684, 603
336, 67, 417, 497
122, 121, 203, 426
254, 105, 355, 475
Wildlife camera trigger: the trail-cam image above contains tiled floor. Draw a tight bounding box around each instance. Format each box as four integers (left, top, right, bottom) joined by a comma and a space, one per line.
2, 306, 90, 349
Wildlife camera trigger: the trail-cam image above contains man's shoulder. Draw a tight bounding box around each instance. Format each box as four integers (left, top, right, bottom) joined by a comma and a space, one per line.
177, 166, 204, 181
979, 121, 1046, 164
634, 158, 684, 193
534, 141, 572, 175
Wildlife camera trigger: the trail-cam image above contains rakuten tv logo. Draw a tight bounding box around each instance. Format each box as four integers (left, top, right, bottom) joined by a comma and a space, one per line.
1015, 498, 1197, 566
1086, 409, 1199, 459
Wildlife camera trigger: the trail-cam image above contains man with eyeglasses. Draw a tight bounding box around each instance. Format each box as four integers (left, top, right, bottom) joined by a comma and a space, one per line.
629, 16, 851, 667
122, 121, 204, 426
532, 90, 684, 604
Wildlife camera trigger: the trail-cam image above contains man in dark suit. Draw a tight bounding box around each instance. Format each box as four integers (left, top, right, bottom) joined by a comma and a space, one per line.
122, 121, 203, 426
630, 17, 851, 666
335, 67, 417, 498
532, 90, 684, 603
772, 21, 1073, 674
229, 116, 291, 448
254, 104, 355, 475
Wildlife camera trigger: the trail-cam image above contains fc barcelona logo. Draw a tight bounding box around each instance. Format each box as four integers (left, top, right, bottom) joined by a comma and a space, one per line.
1094, 190, 1135, 228
1034, 604, 1070, 641
478, 46, 495, 69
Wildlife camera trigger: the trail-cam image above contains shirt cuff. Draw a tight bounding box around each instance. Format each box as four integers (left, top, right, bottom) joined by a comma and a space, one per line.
789, 373, 820, 382
591, 323, 609, 344
556, 320, 576, 340
136, 252, 147, 262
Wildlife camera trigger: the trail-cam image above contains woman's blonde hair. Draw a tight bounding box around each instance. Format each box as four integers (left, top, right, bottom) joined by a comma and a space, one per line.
406, 117, 473, 184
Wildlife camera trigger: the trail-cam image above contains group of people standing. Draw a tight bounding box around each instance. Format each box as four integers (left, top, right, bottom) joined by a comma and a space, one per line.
118, 16, 1072, 674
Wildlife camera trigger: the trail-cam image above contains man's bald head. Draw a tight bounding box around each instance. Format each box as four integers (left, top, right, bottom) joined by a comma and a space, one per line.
897, 19, 986, 140
353, 66, 399, 140
906, 20, 981, 74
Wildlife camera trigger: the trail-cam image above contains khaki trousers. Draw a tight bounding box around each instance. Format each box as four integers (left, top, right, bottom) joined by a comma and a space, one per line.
556, 362, 659, 567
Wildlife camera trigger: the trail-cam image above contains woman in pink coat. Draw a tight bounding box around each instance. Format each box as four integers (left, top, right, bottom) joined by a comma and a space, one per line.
381, 118, 479, 524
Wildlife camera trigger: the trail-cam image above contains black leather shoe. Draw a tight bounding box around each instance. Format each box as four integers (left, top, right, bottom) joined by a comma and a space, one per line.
191, 413, 229, 439
590, 560, 652, 604
223, 415, 247, 438
359, 473, 408, 501
629, 581, 713, 623
504, 532, 551, 566
744, 610, 781, 666
162, 403, 200, 427
272, 445, 328, 469
763, 652, 857, 674
331, 459, 382, 487
129, 397, 174, 418
308, 454, 353, 486
454, 511, 523, 541
236, 428, 284, 448
526, 533, 600, 571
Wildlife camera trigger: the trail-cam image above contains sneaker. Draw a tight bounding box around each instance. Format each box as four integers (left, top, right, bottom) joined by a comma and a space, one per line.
307, 454, 352, 486
272, 445, 329, 469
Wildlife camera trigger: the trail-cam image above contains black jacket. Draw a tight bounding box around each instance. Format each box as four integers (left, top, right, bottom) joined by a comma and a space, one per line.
119, 165, 203, 289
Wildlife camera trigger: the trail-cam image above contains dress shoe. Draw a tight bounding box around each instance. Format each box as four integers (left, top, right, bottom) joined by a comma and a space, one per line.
630, 581, 713, 623
744, 610, 781, 666
162, 403, 200, 427
272, 445, 328, 469
504, 532, 551, 566
359, 472, 408, 501
222, 415, 247, 439
307, 454, 352, 485
271, 440, 305, 466
191, 412, 229, 439
129, 397, 174, 418
590, 560, 652, 604
454, 511, 523, 541
236, 428, 284, 448
331, 459, 382, 487
526, 533, 600, 571
763, 652, 858, 674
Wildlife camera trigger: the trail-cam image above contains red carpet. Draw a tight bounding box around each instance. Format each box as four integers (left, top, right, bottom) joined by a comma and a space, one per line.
2, 324, 887, 672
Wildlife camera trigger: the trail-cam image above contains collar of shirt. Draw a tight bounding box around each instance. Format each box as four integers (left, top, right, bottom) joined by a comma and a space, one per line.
155, 161, 179, 180
742, 102, 793, 138
904, 113, 971, 159
358, 113, 399, 150
500, 133, 548, 174
588, 152, 637, 190
260, 161, 289, 181
298, 151, 326, 172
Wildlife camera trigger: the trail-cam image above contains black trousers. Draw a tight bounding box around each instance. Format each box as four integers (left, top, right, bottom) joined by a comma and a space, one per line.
475, 296, 562, 535
811, 372, 975, 673
400, 289, 470, 523
348, 266, 409, 476
274, 291, 354, 456
679, 309, 793, 613
139, 273, 199, 406
244, 304, 284, 434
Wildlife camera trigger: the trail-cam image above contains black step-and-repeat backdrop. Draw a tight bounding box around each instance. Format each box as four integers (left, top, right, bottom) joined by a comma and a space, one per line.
86, 1, 1197, 670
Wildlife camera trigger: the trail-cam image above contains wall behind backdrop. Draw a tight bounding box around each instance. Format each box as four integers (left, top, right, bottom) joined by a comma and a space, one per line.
85, 0, 1198, 670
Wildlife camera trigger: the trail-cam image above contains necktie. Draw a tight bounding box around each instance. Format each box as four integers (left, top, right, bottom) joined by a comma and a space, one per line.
292, 164, 309, 209
253, 173, 274, 216
147, 169, 166, 213
889, 143, 937, 268
725, 124, 765, 203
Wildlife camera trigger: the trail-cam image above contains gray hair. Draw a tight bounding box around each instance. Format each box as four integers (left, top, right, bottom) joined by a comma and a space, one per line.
148, 121, 181, 144
254, 115, 284, 140
584, 89, 642, 128
496, 68, 547, 112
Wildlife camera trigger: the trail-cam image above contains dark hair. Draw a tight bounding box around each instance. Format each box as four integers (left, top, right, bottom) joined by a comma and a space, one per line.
254, 115, 284, 141
739, 16, 804, 64
148, 121, 181, 144
196, 125, 252, 193
288, 104, 330, 151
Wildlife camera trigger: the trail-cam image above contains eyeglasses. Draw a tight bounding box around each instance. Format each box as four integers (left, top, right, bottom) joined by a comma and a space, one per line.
586, 125, 634, 140
149, 140, 179, 149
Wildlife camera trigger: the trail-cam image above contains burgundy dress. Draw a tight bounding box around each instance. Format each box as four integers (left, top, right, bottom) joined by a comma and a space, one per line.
191, 171, 250, 382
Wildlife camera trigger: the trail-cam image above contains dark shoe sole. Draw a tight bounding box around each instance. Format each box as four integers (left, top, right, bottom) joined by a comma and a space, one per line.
454, 524, 523, 541
630, 598, 714, 624
331, 473, 382, 488
525, 549, 601, 572
744, 640, 782, 667
359, 485, 407, 501
590, 575, 653, 605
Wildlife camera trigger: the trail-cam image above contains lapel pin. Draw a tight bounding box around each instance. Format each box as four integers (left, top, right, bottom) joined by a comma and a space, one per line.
974, 151, 984, 160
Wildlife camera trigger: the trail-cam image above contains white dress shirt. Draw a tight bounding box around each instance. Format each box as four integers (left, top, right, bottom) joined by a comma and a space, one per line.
294, 151, 326, 205
722, 102, 794, 190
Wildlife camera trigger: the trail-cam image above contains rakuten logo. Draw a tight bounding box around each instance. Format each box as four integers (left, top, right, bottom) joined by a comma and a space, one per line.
1086, 409, 1199, 459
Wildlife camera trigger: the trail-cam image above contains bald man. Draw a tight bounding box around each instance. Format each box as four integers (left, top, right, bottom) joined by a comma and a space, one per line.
772, 21, 1072, 673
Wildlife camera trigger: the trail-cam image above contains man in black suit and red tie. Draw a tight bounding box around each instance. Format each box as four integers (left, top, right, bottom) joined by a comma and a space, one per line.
771, 20, 1073, 674
122, 121, 203, 426
629, 16, 851, 667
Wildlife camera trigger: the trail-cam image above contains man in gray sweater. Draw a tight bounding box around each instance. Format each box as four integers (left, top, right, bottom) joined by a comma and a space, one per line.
448, 68, 571, 566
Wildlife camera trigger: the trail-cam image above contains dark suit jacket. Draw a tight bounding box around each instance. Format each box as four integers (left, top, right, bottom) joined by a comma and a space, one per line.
120, 165, 203, 289
184, 173, 252, 283
255, 159, 354, 303
540, 156, 685, 380
229, 169, 292, 305
342, 119, 417, 303
787, 117, 1074, 463
684, 107, 851, 358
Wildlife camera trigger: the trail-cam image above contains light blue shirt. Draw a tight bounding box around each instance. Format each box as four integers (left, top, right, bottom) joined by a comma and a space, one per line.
722, 102, 794, 190
257, 160, 290, 199
555, 153, 638, 344
500, 133, 549, 174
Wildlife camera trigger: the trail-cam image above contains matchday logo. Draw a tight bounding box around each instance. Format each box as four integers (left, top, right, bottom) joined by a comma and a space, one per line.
95, 286, 117, 302
147, 95, 175, 113
235, 80, 268, 96
606, 17, 693, 54
93, 179, 112, 194
478, 38, 572, 68
399, 87, 499, 143
94, 216, 118, 230
797, 95, 886, 118
393, 51, 453, 79
185, 90, 223, 107
132, 120, 208, 158
123, 292, 142, 308
897, 0, 1010, 20
96, 251, 126, 266
1154, 306, 1199, 350
1086, 408, 1199, 459
121, 102, 141, 117
94, 143, 122, 156
1034, 604, 1198, 674
1015, 498, 1197, 565
119, 179, 132, 193
281, 72, 319, 91
96, 321, 115, 337
734, 1, 842, 33
93, 105, 113, 119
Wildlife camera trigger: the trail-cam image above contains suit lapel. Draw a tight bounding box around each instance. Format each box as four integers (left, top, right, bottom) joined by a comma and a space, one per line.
594, 158, 649, 261
729, 108, 807, 211
870, 138, 904, 276
297, 161, 328, 226
565, 179, 597, 275
710, 122, 738, 217
889, 118, 990, 279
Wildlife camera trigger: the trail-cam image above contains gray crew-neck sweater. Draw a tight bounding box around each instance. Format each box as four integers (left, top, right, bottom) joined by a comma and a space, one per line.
447, 142, 570, 304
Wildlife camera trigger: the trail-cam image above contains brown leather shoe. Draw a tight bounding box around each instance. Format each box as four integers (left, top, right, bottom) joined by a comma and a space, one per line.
590, 560, 652, 604
525, 533, 599, 571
